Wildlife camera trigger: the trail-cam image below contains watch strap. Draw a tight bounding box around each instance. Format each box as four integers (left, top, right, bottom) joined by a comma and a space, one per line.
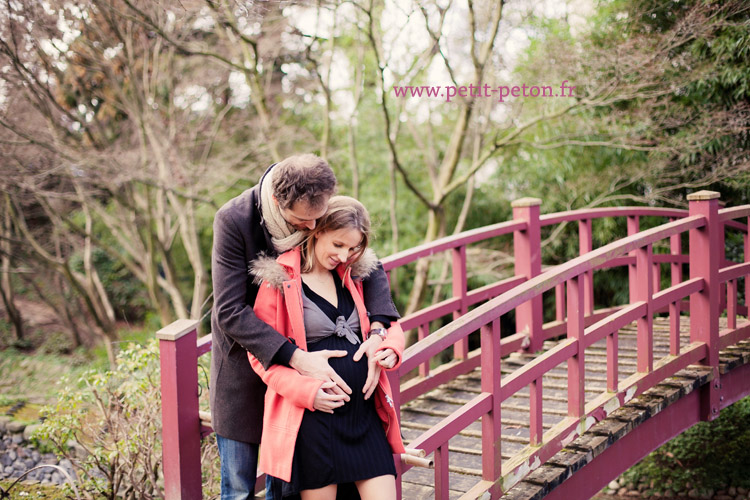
370, 327, 387, 339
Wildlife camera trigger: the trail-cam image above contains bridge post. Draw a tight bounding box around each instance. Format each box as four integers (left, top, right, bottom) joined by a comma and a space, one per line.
579, 218, 594, 315
746, 220, 750, 317
452, 245, 470, 359
627, 215, 639, 307
512, 198, 543, 352
567, 275, 586, 420
635, 244, 654, 372
669, 221, 683, 355
687, 191, 721, 421
157, 319, 203, 500
481, 319, 502, 497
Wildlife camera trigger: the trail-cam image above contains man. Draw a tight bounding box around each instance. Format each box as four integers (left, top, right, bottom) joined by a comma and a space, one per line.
210, 154, 399, 499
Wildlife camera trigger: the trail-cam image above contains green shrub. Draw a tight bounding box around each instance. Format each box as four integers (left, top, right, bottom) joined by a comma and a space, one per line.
38, 331, 76, 355
622, 395, 750, 492
0, 394, 20, 407
34, 341, 163, 500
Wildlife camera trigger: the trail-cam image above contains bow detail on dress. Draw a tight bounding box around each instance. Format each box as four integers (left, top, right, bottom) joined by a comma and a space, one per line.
334, 315, 362, 345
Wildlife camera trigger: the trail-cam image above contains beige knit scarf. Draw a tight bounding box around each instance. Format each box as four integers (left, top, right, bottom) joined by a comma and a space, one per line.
260, 165, 308, 253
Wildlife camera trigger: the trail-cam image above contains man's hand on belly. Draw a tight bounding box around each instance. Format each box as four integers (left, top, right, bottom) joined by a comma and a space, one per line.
290, 349, 353, 398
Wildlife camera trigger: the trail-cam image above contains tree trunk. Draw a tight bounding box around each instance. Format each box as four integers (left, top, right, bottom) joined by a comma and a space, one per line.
431, 175, 477, 304
0, 208, 24, 340
52, 239, 84, 348
403, 207, 445, 345
0, 278, 24, 341
156, 242, 189, 320
54, 275, 84, 348
347, 36, 365, 200
388, 159, 400, 297
168, 195, 208, 320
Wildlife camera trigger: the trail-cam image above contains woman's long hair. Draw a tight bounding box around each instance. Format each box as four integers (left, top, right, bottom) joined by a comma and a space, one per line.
301, 196, 371, 273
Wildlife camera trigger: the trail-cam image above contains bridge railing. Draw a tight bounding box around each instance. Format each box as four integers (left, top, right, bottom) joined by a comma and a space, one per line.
391, 191, 750, 497
380, 201, 699, 408
157, 191, 750, 499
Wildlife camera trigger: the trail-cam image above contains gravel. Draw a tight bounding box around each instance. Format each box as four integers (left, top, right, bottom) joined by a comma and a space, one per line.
0, 425, 75, 487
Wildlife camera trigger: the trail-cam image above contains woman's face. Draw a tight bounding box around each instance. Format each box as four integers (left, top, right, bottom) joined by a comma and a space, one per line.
313, 227, 363, 271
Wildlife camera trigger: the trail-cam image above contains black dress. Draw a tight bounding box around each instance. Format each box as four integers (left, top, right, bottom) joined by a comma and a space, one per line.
279, 271, 396, 496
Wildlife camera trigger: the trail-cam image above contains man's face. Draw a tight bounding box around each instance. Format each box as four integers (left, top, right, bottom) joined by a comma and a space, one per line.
279, 199, 328, 231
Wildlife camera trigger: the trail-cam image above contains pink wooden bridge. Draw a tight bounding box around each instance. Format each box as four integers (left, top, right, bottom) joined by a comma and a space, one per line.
157, 190, 750, 499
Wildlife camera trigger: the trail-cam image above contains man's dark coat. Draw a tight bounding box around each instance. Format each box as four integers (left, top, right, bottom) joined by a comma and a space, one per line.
210, 167, 400, 443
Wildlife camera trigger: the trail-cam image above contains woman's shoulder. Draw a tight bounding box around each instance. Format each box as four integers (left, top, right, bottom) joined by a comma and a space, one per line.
348, 248, 380, 280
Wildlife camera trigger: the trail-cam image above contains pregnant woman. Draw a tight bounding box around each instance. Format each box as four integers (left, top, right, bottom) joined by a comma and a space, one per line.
247, 196, 405, 500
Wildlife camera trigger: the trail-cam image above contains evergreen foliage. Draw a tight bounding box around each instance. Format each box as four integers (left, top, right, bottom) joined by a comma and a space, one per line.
622, 395, 750, 492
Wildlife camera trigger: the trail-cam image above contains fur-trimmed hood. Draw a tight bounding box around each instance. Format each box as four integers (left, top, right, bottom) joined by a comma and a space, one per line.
249, 247, 380, 290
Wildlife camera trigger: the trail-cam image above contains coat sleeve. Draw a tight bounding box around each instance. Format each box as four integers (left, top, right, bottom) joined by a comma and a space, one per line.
376, 321, 406, 370
249, 280, 323, 410
361, 262, 401, 320
211, 208, 291, 369
248, 353, 322, 411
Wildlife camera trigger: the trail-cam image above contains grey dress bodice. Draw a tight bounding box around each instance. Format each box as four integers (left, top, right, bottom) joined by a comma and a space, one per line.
302, 290, 361, 345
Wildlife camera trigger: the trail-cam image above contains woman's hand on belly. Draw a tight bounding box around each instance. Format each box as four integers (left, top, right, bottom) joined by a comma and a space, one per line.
353, 335, 386, 400
313, 381, 349, 413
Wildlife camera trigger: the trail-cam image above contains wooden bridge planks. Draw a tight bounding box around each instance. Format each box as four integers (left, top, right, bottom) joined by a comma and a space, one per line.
397, 315, 708, 499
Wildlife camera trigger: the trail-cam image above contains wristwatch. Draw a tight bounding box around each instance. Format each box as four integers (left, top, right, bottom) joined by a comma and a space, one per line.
370, 327, 387, 340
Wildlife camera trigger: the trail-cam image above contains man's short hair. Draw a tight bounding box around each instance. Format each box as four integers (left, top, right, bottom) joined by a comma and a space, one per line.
272, 154, 337, 210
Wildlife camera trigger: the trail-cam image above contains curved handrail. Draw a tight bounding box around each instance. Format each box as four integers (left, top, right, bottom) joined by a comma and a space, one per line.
399, 215, 705, 372
382, 206, 698, 272
539, 206, 687, 227
719, 205, 750, 224
381, 219, 525, 271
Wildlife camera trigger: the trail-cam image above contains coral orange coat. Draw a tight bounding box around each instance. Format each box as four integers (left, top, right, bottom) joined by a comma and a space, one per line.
247, 247, 406, 482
